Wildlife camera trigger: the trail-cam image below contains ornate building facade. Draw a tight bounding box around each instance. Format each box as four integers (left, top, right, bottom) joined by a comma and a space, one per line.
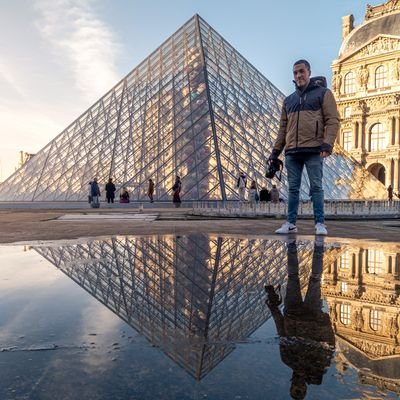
332, 0, 400, 195
323, 241, 400, 394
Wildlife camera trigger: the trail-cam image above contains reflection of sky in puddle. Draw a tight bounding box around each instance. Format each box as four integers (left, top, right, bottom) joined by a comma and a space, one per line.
0, 235, 399, 400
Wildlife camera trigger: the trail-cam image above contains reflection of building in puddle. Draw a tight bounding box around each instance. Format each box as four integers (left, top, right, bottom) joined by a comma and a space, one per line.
323, 241, 400, 394
32, 235, 327, 379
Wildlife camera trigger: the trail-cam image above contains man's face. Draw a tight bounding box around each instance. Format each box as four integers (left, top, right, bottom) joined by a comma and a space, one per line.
293, 63, 311, 89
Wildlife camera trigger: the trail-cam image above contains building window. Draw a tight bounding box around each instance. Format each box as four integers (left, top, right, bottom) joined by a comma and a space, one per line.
340, 304, 351, 325
375, 65, 387, 88
343, 131, 352, 151
367, 248, 384, 274
370, 123, 387, 151
343, 107, 352, 118
344, 72, 356, 94
341, 282, 348, 293
369, 309, 382, 331
340, 252, 350, 269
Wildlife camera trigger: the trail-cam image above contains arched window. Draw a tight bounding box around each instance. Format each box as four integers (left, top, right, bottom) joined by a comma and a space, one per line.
370, 123, 387, 151
370, 309, 382, 331
340, 304, 351, 325
342, 131, 352, 151
344, 72, 356, 94
375, 65, 387, 88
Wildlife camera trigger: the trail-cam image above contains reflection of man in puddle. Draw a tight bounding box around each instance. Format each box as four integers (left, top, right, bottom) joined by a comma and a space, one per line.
265, 240, 335, 400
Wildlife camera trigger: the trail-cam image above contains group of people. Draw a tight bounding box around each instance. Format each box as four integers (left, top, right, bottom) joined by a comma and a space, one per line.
86, 176, 181, 208
237, 171, 280, 204
88, 178, 132, 207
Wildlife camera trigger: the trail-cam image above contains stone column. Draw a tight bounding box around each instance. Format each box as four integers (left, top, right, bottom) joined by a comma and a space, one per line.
394, 158, 399, 194
352, 122, 358, 149
360, 119, 367, 152
389, 117, 395, 146
365, 124, 370, 152
353, 250, 361, 279
385, 254, 392, 274
396, 117, 400, 146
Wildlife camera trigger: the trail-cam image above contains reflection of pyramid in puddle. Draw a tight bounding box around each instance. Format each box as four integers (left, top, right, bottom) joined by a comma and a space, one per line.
33, 234, 333, 379
0, 15, 386, 201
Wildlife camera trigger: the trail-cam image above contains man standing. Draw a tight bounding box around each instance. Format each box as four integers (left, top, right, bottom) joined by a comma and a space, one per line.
388, 184, 393, 201
271, 60, 340, 235
105, 178, 116, 204
148, 179, 155, 203
236, 171, 247, 202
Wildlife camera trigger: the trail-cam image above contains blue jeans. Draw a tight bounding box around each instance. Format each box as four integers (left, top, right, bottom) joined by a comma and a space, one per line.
285, 153, 324, 224
285, 242, 323, 315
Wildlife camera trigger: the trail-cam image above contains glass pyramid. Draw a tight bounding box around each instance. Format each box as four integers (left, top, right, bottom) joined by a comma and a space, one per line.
0, 15, 386, 201
32, 234, 342, 379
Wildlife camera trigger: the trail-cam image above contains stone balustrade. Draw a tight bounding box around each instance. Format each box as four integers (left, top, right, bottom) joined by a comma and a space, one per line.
191, 200, 400, 218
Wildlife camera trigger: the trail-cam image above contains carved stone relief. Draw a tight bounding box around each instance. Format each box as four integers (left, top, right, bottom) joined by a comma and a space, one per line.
352, 307, 364, 331
332, 71, 342, 94
356, 37, 400, 59
357, 65, 369, 88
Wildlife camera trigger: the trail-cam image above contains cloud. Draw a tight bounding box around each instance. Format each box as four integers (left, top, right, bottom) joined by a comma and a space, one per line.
34, 0, 121, 101
0, 0, 123, 181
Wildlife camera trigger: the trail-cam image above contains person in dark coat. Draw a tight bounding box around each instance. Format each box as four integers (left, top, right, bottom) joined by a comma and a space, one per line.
270, 185, 280, 203
172, 176, 182, 207
105, 178, 116, 203
119, 187, 130, 203
388, 185, 393, 201
265, 240, 335, 400
259, 187, 270, 202
90, 179, 101, 208
148, 179, 155, 203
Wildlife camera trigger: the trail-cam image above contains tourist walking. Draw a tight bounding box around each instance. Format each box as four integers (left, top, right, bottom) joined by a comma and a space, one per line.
270, 59, 340, 235
388, 184, 393, 201
249, 180, 259, 204
270, 185, 280, 203
90, 178, 101, 208
105, 178, 116, 204
148, 179, 155, 203
172, 176, 182, 207
87, 181, 92, 204
236, 171, 247, 202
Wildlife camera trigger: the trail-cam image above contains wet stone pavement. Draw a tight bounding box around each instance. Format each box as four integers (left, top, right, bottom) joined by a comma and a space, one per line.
1, 233, 400, 400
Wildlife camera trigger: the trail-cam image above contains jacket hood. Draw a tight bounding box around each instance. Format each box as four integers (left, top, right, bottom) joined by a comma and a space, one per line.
293, 76, 327, 93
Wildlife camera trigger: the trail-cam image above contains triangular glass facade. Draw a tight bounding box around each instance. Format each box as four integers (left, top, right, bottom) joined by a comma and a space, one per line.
0, 15, 386, 201
32, 234, 342, 379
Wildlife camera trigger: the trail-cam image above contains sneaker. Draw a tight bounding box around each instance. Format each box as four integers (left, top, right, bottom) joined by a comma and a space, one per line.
275, 222, 298, 234
315, 223, 328, 236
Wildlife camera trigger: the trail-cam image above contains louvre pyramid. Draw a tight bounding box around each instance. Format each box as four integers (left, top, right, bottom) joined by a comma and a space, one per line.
0, 15, 386, 201
32, 234, 341, 379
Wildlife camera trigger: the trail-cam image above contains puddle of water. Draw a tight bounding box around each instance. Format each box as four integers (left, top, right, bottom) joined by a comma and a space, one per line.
0, 235, 399, 400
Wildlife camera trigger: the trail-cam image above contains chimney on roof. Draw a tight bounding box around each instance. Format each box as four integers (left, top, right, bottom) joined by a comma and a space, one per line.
342, 14, 354, 41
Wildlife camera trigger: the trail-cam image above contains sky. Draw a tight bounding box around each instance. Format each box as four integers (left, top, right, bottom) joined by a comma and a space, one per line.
0, 0, 371, 181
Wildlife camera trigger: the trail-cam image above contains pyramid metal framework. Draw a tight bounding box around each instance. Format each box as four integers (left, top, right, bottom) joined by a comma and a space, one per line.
0, 15, 387, 201
33, 234, 339, 379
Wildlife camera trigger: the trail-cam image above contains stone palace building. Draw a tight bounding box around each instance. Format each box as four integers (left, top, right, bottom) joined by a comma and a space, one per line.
332, 0, 400, 196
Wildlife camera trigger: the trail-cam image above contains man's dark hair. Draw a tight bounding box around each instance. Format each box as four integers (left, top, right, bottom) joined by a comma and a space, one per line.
293, 59, 311, 71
